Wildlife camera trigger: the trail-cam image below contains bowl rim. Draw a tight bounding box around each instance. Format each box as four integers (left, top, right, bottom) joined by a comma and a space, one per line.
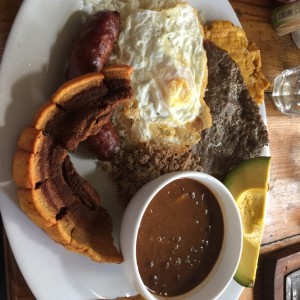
120, 171, 243, 300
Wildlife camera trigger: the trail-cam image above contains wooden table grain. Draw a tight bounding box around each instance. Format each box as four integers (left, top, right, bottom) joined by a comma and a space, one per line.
1, 0, 300, 299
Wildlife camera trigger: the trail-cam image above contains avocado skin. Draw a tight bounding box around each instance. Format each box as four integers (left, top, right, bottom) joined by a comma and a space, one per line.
224, 157, 271, 287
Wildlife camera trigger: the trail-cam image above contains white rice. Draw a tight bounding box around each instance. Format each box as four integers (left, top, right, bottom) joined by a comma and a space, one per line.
83, 0, 187, 18
83, 0, 206, 31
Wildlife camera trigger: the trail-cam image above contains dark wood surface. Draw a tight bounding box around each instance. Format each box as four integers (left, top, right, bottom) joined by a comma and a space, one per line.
263, 243, 300, 300
1, 0, 300, 299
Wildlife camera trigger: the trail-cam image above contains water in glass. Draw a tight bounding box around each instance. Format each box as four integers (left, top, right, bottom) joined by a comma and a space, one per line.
272, 66, 300, 115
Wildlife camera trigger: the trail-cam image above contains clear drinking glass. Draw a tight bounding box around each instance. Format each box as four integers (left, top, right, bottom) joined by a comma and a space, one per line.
272, 66, 300, 115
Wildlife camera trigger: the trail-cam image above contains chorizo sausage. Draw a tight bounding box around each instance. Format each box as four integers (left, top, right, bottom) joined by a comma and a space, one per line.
86, 121, 121, 160
67, 10, 121, 79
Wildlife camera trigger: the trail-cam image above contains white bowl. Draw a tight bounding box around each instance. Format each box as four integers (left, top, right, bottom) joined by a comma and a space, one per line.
120, 171, 242, 300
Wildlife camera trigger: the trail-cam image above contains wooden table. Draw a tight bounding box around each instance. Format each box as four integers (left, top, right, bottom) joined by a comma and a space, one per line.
1, 0, 300, 299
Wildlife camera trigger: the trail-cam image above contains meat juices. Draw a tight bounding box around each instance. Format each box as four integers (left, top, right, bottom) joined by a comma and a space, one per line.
136, 179, 224, 297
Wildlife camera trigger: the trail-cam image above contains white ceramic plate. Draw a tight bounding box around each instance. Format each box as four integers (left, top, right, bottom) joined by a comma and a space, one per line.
0, 0, 267, 299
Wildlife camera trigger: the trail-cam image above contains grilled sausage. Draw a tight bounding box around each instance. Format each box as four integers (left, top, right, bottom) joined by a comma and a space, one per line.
86, 121, 121, 160
67, 10, 121, 79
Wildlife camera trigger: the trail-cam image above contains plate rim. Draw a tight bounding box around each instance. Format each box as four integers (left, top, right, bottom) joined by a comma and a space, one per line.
0, 0, 267, 299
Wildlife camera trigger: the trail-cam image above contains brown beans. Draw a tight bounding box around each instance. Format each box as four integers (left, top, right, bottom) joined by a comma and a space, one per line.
86, 121, 121, 160
66, 10, 121, 79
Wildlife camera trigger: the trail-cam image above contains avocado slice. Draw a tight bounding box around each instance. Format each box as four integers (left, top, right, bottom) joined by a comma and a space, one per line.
223, 157, 271, 287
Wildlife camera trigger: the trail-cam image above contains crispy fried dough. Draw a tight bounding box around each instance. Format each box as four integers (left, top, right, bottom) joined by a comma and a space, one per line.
204, 21, 269, 104
12, 66, 132, 263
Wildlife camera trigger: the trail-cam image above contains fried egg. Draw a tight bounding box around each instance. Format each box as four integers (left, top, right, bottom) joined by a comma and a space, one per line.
113, 3, 211, 146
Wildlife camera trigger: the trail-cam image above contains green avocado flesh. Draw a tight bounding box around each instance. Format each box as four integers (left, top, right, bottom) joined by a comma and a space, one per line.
224, 157, 271, 287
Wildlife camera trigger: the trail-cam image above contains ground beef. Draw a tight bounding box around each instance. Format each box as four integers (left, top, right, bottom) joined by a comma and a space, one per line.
196, 40, 269, 180
99, 144, 202, 205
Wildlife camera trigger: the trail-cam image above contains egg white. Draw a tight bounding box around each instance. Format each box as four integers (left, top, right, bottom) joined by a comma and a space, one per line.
113, 3, 209, 146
